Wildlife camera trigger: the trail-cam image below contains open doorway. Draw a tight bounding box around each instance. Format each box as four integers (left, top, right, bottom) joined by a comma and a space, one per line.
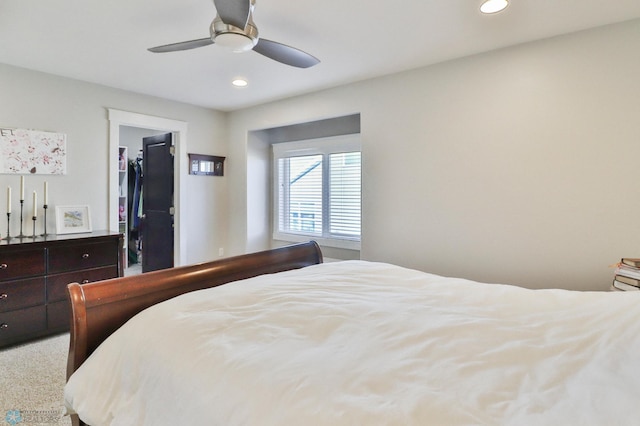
119, 127, 172, 274
108, 109, 188, 275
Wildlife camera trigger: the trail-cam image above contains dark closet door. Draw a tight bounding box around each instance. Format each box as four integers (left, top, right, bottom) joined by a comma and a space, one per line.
141, 133, 174, 273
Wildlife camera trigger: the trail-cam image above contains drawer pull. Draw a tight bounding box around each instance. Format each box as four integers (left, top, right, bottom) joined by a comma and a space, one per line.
81, 279, 90, 284
0, 263, 7, 269
0, 293, 7, 300
0, 323, 7, 330
82, 253, 90, 259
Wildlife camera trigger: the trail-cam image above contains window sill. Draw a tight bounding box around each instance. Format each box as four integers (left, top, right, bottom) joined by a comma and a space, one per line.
273, 232, 361, 251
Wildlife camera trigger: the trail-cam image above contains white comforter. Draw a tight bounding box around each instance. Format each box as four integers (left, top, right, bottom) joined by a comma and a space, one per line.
65, 261, 640, 425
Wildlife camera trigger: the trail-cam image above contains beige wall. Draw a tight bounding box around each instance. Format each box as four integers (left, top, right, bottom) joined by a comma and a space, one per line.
0, 64, 228, 265
2, 19, 639, 290
227, 19, 640, 290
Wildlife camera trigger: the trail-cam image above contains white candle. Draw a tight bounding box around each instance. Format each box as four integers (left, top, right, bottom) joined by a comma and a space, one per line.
6, 186, 11, 213
44, 181, 48, 205
32, 191, 37, 218
20, 176, 25, 201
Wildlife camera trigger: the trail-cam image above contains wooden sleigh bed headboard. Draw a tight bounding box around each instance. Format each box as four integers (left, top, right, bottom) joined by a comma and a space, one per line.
66, 241, 323, 380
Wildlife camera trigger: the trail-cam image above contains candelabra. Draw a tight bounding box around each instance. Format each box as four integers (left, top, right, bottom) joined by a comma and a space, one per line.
32, 216, 37, 238
2, 213, 10, 241
18, 200, 25, 238
41, 204, 50, 236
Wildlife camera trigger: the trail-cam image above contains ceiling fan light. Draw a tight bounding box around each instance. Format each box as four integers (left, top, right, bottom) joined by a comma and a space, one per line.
214, 33, 256, 52
480, 0, 509, 14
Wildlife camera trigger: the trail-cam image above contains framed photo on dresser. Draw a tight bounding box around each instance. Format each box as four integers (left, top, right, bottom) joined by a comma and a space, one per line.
55, 205, 92, 234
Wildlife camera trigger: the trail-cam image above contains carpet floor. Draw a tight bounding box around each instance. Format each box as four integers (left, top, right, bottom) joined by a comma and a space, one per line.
0, 333, 72, 425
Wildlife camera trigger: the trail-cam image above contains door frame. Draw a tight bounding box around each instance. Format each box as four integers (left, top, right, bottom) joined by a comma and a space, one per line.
107, 108, 188, 267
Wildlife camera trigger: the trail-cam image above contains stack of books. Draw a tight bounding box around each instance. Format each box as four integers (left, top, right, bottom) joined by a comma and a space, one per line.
613, 258, 640, 291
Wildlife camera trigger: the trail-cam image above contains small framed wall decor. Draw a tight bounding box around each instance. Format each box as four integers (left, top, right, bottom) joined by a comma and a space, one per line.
188, 153, 225, 176
55, 205, 92, 234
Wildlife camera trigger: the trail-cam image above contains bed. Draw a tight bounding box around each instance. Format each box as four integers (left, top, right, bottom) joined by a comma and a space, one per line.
64, 241, 640, 425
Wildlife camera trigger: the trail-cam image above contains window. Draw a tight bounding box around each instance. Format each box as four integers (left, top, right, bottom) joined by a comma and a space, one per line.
273, 135, 361, 249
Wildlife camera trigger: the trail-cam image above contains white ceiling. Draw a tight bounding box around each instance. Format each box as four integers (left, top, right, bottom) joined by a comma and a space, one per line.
1, 0, 640, 112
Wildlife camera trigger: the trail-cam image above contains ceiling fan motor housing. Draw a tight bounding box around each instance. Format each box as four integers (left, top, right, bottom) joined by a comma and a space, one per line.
211, 14, 259, 52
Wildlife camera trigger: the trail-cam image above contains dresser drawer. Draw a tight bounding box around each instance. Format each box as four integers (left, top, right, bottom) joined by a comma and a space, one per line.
48, 241, 118, 273
0, 277, 45, 313
0, 249, 46, 281
0, 305, 47, 345
47, 300, 70, 331
47, 265, 119, 302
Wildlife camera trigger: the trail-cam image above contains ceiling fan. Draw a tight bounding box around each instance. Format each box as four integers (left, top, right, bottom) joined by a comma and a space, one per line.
148, 0, 320, 68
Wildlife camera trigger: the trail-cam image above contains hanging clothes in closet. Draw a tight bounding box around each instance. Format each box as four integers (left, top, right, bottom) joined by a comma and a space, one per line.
128, 154, 143, 264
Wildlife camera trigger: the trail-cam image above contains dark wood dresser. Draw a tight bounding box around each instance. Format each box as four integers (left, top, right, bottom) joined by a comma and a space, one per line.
0, 231, 124, 348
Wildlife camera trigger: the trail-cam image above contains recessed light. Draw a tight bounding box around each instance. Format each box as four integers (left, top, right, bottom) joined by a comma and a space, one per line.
232, 78, 248, 87
480, 0, 509, 14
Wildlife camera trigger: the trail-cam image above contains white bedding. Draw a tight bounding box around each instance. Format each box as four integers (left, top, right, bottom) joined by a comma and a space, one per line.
65, 261, 640, 425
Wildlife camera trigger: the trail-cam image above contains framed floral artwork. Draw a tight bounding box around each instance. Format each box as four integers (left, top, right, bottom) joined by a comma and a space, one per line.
0, 128, 67, 174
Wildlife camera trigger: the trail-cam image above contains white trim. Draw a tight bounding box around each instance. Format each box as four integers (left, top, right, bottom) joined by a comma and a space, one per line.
107, 108, 188, 267
272, 134, 361, 156
273, 232, 361, 250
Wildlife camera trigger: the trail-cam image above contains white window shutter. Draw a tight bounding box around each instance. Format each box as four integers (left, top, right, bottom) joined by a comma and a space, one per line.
273, 135, 361, 249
